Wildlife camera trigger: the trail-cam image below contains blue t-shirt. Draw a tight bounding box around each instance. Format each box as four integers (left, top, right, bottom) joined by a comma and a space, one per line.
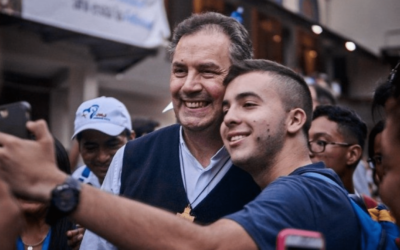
225, 162, 360, 250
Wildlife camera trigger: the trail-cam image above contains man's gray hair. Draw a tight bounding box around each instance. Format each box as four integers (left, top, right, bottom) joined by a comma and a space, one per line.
169, 12, 253, 63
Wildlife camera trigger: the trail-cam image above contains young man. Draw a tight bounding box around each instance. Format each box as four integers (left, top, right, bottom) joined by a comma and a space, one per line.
71, 96, 134, 187
0, 59, 360, 249
308, 105, 367, 194
308, 86, 371, 197
79, 12, 260, 249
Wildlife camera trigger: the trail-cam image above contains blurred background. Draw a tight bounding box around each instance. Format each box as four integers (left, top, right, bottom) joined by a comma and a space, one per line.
0, 0, 399, 151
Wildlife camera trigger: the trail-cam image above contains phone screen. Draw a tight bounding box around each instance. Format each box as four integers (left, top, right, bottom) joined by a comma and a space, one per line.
287, 248, 322, 250
277, 229, 325, 250
0, 101, 31, 139
285, 234, 324, 250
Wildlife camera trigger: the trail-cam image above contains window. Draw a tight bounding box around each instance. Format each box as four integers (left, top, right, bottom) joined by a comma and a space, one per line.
251, 10, 283, 63
299, 0, 319, 22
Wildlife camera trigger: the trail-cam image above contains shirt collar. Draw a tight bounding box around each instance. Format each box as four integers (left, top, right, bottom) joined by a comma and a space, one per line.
179, 126, 230, 169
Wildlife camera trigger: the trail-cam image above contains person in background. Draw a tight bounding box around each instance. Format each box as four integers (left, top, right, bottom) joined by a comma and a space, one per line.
309, 105, 366, 194
308, 84, 336, 110
307, 105, 377, 207
131, 117, 160, 138
71, 96, 135, 188
68, 96, 135, 248
308, 82, 372, 197
17, 138, 75, 250
79, 12, 260, 250
367, 120, 385, 197
372, 62, 400, 224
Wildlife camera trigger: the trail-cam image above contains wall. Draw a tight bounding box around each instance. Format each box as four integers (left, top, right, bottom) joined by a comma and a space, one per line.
282, 0, 400, 55
320, 0, 400, 55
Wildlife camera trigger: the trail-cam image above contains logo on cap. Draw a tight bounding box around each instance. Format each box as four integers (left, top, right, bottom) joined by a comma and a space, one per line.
82, 104, 109, 121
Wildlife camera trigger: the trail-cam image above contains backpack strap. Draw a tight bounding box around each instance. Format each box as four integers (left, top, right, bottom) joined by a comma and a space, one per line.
349, 193, 369, 214
302, 172, 345, 192
302, 172, 399, 250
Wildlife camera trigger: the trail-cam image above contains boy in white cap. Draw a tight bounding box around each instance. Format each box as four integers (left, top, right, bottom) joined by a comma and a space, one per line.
67, 97, 135, 248
71, 96, 135, 187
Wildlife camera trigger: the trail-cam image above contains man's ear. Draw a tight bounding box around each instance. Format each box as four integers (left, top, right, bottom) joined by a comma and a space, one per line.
346, 144, 362, 166
287, 108, 307, 134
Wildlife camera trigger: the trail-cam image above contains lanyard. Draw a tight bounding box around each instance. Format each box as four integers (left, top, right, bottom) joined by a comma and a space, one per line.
16, 228, 52, 250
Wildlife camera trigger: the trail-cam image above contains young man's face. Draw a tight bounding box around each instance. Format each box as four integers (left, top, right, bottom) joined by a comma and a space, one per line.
220, 72, 287, 173
170, 30, 231, 133
79, 130, 128, 183
308, 117, 349, 177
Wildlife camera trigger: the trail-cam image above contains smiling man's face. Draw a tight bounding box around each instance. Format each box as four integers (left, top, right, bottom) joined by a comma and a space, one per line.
170, 30, 231, 132
220, 71, 287, 174
79, 129, 128, 184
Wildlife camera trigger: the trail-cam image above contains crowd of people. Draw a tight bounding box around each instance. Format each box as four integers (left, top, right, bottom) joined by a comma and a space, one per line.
0, 11, 399, 250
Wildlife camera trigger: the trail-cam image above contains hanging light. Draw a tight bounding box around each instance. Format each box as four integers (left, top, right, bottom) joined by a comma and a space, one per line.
345, 41, 356, 51
311, 25, 323, 35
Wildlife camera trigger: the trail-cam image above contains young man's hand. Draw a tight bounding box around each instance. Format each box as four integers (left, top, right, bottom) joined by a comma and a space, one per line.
0, 120, 67, 202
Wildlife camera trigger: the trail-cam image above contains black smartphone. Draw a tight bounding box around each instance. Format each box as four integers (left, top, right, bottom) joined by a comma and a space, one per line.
277, 229, 325, 250
0, 101, 31, 139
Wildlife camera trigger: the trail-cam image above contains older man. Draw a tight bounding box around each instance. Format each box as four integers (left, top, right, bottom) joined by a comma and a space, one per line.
79, 12, 260, 249
0, 59, 360, 249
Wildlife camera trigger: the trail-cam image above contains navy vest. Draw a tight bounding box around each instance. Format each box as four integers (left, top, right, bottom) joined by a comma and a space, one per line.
120, 124, 260, 224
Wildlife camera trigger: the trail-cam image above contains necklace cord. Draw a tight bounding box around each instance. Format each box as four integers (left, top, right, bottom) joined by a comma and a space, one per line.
21, 230, 49, 248
180, 145, 230, 208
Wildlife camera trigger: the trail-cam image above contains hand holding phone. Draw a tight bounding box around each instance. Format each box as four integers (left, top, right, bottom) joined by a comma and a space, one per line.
276, 228, 325, 250
0, 101, 31, 139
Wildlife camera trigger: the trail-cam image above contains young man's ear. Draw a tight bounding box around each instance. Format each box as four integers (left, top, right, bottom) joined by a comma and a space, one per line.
287, 108, 307, 134
346, 144, 362, 166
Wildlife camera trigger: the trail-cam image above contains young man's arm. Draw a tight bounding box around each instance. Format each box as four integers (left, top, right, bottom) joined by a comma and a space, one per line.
0, 120, 258, 250
75, 184, 256, 250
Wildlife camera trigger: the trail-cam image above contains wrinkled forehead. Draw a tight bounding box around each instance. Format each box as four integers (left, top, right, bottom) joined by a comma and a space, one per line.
173, 28, 231, 59
178, 24, 226, 45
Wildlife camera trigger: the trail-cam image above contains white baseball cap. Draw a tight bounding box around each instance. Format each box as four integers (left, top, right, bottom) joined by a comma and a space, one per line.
72, 96, 132, 139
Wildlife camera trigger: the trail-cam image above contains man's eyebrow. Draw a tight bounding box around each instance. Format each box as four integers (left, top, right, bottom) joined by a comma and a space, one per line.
222, 92, 262, 107
106, 137, 120, 143
172, 62, 186, 68
198, 62, 220, 71
310, 132, 331, 139
235, 92, 262, 101
82, 141, 97, 146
